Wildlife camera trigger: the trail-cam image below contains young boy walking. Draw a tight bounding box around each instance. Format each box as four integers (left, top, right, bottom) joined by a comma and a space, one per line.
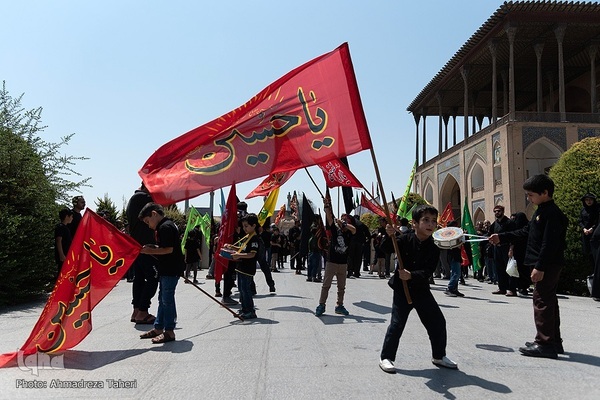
490, 174, 568, 358
379, 205, 457, 373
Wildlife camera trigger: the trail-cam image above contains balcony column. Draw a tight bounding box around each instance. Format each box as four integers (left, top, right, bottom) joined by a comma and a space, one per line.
506, 24, 518, 120
546, 71, 554, 111
488, 40, 498, 121
461, 65, 470, 139
443, 114, 450, 150
452, 108, 458, 146
501, 70, 508, 116
554, 23, 567, 121
436, 91, 444, 153
534, 41, 544, 113
589, 43, 598, 114
422, 108, 427, 164
414, 113, 420, 166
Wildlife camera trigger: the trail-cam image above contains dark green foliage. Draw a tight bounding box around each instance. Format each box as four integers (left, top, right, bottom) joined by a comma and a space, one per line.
360, 213, 380, 230
95, 193, 120, 225
0, 82, 89, 306
0, 128, 57, 305
549, 137, 600, 295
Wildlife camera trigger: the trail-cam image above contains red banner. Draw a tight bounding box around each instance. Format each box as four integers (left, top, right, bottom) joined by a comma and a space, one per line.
246, 171, 295, 199
439, 202, 455, 228
318, 159, 362, 188
360, 193, 387, 218
214, 184, 238, 284
0, 210, 140, 367
140, 43, 372, 205
274, 204, 286, 224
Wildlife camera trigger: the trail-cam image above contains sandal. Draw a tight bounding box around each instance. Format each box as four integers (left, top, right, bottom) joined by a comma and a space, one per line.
140, 329, 162, 339
152, 332, 175, 344
135, 314, 156, 325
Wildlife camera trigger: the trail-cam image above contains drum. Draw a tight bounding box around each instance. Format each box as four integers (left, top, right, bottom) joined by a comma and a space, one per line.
432, 227, 465, 249
219, 248, 236, 260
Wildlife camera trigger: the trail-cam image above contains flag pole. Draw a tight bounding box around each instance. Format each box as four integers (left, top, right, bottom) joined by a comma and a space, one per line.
303, 167, 325, 199
182, 276, 244, 321
369, 148, 412, 304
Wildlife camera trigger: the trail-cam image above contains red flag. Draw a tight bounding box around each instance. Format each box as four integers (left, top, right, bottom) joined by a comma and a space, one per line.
274, 203, 286, 224
214, 184, 238, 284
318, 159, 362, 188
140, 43, 372, 205
246, 171, 295, 199
0, 210, 140, 367
360, 193, 387, 218
290, 191, 299, 219
438, 202, 455, 228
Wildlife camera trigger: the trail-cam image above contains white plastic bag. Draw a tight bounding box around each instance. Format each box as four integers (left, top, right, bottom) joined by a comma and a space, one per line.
506, 257, 519, 278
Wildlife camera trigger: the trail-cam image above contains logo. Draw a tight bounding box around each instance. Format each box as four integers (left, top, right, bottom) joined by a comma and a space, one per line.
17, 351, 64, 376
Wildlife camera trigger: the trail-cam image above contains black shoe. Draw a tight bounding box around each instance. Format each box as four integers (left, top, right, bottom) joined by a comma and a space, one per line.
519, 343, 558, 359
525, 341, 563, 355
313, 278, 322, 283
306, 277, 313, 282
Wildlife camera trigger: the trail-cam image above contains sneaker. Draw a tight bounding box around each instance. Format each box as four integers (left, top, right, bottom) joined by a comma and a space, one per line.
269, 286, 276, 294
313, 278, 322, 283
205, 274, 214, 280
215, 292, 222, 297
306, 277, 313, 282
453, 290, 465, 297
315, 304, 325, 317
445, 289, 457, 297
193, 279, 199, 284
379, 359, 396, 373
334, 305, 349, 316
432, 356, 458, 369
222, 297, 238, 305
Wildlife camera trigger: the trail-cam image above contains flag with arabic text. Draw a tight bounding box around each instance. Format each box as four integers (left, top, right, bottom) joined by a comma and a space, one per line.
0, 210, 140, 367
139, 43, 372, 205
246, 171, 295, 199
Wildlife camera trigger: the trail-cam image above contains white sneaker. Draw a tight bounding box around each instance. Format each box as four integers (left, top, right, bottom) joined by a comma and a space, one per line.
379, 358, 396, 373
432, 356, 458, 369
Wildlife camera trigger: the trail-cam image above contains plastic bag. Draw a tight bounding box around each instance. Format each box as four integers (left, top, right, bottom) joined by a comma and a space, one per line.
506, 257, 519, 278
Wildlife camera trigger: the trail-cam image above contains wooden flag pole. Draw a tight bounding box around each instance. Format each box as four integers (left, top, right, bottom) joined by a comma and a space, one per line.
369, 148, 412, 304
182, 276, 244, 321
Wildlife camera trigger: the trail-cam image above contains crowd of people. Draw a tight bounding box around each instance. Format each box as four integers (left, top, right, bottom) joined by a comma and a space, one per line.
52, 174, 600, 370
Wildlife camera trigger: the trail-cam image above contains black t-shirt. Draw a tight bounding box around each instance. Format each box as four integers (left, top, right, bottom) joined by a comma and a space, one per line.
235, 234, 259, 276
326, 221, 352, 264
68, 210, 82, 238
155, 218, 185, 276
184, 237, 201, 263
126, 190, 156, 246
54, 223, 72, 264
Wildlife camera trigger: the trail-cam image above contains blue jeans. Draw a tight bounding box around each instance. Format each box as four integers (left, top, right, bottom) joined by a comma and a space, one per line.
154, 275, 179, 331
308, 252, 322, 279
237, 273, 255, 314
447, 260, 461, 291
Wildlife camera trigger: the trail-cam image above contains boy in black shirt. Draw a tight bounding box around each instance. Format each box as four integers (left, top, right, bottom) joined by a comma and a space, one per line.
379, 205, 458, 373
490, 174, 568, 359
138, 203, 185, 344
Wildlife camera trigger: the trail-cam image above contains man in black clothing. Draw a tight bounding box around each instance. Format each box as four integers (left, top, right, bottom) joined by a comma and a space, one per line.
489, 205, 517, 296
126, 183, 158, 324
68, 195, 86, 237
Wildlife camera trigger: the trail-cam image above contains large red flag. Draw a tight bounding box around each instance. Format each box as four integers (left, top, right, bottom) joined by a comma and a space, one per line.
318, 159, 362, 188
0, 210, 140, 367
360, 193, 387, 218
214, 184, 238, 285
245, 171, 295, 199
140, 43, 372, 205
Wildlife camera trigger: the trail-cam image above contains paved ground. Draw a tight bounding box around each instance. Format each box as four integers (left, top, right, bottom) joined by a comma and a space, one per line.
1, 264, 599, 400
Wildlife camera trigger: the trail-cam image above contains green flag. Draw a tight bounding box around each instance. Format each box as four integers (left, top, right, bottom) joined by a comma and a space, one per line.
181, 206, 202, 253
397, 160, 417, 218
199, 213, 212, 248
461, 197, 481, 272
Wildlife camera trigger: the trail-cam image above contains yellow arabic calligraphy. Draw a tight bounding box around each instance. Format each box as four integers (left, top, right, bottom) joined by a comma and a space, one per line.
185, 87, 329, 176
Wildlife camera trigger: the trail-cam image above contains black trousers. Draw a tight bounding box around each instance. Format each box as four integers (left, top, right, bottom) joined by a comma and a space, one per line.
532, 265, 562, 347
347, 244, 363, 277
380, 285, 447, 361
131, 254, 159, 312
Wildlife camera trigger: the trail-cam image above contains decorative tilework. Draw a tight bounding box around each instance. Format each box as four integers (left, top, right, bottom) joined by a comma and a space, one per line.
522, 126, 566, 151
578, 128, 600, 141
421, 167, 435, 196
438, 165, 460, 189
472, 199, 485, 215
494, 194, 503, 206
438, 154, 459, 172
465, 140, 488, 165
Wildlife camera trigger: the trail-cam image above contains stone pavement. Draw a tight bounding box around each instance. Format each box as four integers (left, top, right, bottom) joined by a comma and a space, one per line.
1, 265, 599, 400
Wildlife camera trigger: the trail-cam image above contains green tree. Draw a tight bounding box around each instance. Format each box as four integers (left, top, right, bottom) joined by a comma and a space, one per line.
95, 193, 120, 225
0, 83, 89, 305
360, 213, 380, 230
164, 204, 186, 231
549, 137, 600, 295
0, 128, 57, 304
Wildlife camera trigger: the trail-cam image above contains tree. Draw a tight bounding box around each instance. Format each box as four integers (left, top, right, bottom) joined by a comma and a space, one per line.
0, 127, 56, 304
549, 137, 600, 295
95, 193, 120, 225
0, 83, 89, 305
164, 204, 186, 231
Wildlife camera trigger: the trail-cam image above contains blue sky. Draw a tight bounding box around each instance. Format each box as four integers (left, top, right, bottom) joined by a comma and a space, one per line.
2, 0, 500, 217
